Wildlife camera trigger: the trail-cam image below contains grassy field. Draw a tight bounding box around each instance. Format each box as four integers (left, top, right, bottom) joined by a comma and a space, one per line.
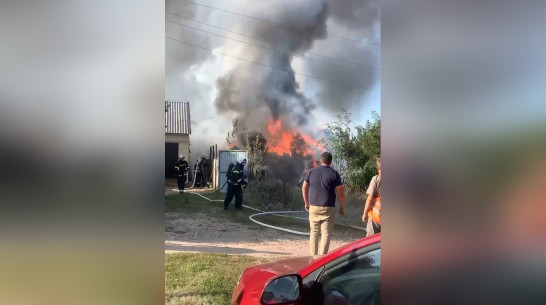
165, 253, 271, 305
166, 184, 366, 232
166, 191, 263, 227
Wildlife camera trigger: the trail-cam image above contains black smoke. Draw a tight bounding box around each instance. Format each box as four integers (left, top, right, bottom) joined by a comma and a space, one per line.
214, 0, 329, 130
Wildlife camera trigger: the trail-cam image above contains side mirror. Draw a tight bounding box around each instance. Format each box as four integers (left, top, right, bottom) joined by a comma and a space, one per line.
261, 274, 303, 305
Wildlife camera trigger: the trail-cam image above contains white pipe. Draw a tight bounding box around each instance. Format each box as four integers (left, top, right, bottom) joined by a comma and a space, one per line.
177, 190, 224, 202
248, 211, 310, 236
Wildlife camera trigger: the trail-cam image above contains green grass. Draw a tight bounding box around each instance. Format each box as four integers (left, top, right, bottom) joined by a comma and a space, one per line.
165, 253, 271, 305
166, 191, 262, 227
166, 189, 365, 233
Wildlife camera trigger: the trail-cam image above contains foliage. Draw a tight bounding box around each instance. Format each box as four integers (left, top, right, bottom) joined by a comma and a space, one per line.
244, 181, 299, 211
318, 109, 352, 175
226, 119, 239, 149
226, 120, 268, 181
318, 109, 381, 194
244, 124, 267, 181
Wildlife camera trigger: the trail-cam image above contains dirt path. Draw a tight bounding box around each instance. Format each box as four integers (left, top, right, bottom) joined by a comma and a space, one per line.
165, 211, 365, 258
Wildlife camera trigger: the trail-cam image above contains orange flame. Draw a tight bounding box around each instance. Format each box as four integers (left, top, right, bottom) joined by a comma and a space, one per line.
266, 119, 317, 156
268, 119, 282, 135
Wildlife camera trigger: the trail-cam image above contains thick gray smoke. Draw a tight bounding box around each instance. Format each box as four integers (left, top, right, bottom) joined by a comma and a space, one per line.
165, 3, 211, 78
327, 0, 380, 39
214, 0, 329, 132
165, 0, 380, 163
308, 0, 380, 114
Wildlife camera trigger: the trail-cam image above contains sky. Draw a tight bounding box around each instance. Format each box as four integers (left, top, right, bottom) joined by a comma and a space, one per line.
165, 0, 380, 160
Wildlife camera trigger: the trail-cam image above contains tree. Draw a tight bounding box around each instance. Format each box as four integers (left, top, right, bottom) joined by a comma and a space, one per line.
226, 120, 267, 181
318, 109, 381, 194
318, 109, 352, 175
226, 119, 239, 149
244, 124, 267, 181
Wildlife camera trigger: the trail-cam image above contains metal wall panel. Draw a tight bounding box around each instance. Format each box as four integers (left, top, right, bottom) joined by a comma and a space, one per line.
165, 101, 191, 134
217, 150, 248, 193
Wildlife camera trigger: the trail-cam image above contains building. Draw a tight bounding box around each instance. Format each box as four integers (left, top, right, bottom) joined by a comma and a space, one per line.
165, 101, 191, 178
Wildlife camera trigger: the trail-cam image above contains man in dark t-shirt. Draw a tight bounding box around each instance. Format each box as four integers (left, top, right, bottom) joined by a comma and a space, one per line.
302, 152, 346, 256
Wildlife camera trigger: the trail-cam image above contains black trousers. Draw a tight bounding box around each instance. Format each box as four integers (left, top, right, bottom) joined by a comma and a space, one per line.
177, 175, 186, 191
224, 184, 242, 209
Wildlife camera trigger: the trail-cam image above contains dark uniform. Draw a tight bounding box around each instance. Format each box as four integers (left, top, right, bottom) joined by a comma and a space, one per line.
196, 156, 209, 187
199, 157, 209, 187
174, 156, 188, 194
224, 159, 247, 210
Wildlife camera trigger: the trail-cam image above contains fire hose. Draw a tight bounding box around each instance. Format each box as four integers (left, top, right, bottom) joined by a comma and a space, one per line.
177, 190, 364, 235
180, 190, 310, 235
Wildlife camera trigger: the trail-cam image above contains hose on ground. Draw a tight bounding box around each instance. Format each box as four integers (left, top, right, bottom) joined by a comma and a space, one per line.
177, 189, 364, 235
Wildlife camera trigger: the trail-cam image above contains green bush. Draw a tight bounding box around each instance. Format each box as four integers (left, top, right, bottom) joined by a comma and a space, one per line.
244, 181, 303, 211
319, 110, 380, 194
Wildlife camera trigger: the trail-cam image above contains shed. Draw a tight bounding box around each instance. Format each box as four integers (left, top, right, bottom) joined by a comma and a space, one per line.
165, 101, 191, 178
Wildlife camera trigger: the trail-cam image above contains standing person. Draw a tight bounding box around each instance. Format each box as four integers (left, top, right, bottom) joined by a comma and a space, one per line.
174, 155, 188, 194
297, 160, 317, 187
363, 157, 381, 236
224, 159, 248, 210
199, 156, 209, 187
302, 152, 346, 256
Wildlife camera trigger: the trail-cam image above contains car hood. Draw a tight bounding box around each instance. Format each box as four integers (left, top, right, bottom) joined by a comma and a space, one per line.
250, 256, 318, 275
235, 256, 318, 303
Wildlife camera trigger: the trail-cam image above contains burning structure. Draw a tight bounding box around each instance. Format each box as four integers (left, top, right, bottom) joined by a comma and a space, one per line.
228, 117, 319, 185
167, 0, 380, 170
213, 0, 330, 184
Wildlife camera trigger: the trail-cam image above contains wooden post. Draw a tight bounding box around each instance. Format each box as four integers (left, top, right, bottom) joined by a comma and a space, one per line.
214, 144, 218, 190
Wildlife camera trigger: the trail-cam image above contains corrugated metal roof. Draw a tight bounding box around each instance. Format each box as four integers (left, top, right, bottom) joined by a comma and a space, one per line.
165, 101, 191, 134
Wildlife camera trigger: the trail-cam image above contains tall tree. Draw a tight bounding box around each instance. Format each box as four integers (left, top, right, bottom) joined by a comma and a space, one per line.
226, 119, 239, 149
319, 109, 381, 193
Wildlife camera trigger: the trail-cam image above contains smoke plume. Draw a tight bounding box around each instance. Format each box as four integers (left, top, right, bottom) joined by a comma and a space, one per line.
166, 0, 380, 166
214, 0, 329, 132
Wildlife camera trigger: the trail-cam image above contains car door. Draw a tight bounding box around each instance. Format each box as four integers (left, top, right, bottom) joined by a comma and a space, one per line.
302, 243, 381, 305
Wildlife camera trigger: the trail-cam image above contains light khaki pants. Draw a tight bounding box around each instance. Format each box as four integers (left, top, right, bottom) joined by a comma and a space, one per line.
309, 205, 336, 255
366, 219, 380, 237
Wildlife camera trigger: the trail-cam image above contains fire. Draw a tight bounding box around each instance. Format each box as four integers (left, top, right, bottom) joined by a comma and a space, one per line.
266, 119, 317, 156
268, 119, 282, 135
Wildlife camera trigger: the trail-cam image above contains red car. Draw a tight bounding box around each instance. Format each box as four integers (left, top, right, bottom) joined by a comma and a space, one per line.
231, 234, 380, 305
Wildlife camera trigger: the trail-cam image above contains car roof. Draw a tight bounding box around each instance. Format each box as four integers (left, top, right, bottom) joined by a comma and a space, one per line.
298, 233, 381, 277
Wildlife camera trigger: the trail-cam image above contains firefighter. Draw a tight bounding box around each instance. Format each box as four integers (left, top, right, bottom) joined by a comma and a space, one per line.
223, 159, 248, 210
199, 156, 209, 187
174, 155, 189, 194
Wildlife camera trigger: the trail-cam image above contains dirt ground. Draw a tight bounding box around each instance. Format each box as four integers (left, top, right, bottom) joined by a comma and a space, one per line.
165, 180, 366, 257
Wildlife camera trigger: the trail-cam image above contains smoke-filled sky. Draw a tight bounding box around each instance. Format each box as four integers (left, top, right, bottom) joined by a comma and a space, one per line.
165, 0, 380, 160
